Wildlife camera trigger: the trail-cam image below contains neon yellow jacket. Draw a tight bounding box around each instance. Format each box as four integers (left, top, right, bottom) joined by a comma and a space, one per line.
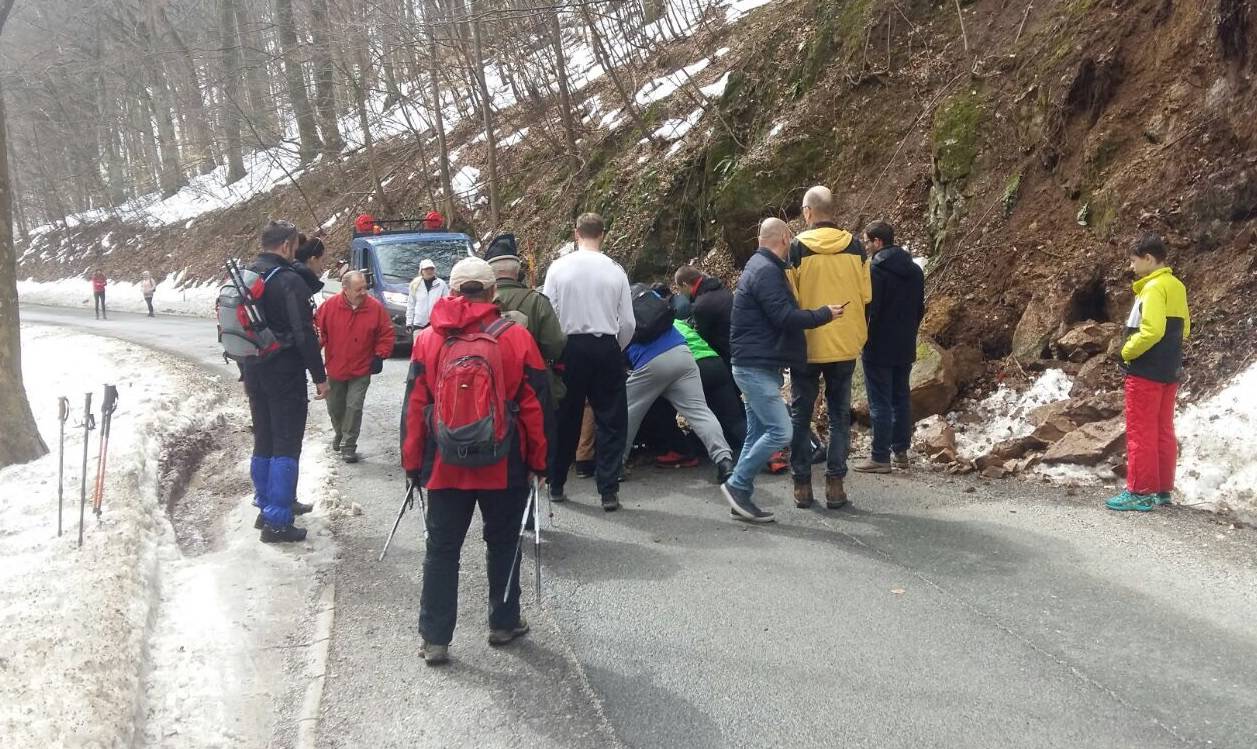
1121, 266, 1190, 383
786, 224, 872, 363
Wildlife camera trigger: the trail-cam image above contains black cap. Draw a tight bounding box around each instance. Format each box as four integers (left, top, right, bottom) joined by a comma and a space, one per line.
483, 233, 519, 264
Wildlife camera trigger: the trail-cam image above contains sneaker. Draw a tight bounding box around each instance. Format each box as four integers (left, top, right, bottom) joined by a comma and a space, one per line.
419, 640, 449, 666
715, 458, 734, 485
488, 619, 530, 646
853, 458, 892, 474
721, 482, 775, 523
550, 487, 568, 503
764, 451, 789, 475
574, 461, 595, 478
1154, 492, 1173, 506
893, 452, 910, 469
260, 523, 308, 543
342, 451, 361, 464
825, 476, 849, 510
793, 478, 814, 509
601, 493, 620, 512
1105, 490, 1156, 512
654, 450, 691, 466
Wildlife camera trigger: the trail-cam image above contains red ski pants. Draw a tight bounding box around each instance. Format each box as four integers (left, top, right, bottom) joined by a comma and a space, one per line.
1124, 374, 1178, 495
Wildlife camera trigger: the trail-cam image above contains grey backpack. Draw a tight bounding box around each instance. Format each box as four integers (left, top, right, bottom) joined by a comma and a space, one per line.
218, 260, 286, 362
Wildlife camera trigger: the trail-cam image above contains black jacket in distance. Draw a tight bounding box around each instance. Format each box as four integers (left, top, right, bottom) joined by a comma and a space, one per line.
249, 252, 328, 384
691, 275, 733, 365
862, 245, 925, 367
730, 248, 833, 370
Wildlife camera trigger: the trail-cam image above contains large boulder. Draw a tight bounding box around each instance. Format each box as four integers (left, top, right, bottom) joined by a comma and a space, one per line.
1011, 293, 1065, 366
1041, 416, 1126, 465
916, 419, 958, 463
1055, 322, 1122, 362
1029, 390, 1123, 428
853, 337, 959, 423
1070, 356, 1123, 397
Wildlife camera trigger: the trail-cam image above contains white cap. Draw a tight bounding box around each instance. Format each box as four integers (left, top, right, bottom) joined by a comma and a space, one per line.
419, 258, 436, 270
449, 257, 496, 293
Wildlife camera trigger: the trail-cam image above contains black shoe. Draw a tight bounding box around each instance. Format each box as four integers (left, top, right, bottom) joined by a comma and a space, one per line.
260, 523, 308, 543
420, 640, 449, 665
574, 461, 595, 478
488, 619, 530, 646
550, 487, 568, 503
342, 451, 361, 464
720, 482, 774, 523
293, 501, 314, 516
715, 458, 734, 485
254, 512, 264, 530
601, 493, 620, 512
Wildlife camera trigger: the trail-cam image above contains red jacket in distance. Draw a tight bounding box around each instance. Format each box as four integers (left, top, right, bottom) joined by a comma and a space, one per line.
91, 273, 106, 293
314, 294, 395, 380
402, 296, 549, 490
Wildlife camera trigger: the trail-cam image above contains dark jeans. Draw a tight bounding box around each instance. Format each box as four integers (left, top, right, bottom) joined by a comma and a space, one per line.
789, 360, 856, 479
94, 291, 106, 319
864, 361, 912, 462
420, 487, 528, 646
243, 364, 309, 459
144, 295, 154, 316
551, 334, 627, 496
697, 356, 746, 458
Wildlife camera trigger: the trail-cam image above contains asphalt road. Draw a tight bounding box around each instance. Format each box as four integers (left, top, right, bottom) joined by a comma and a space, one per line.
22, 303, 1257, 748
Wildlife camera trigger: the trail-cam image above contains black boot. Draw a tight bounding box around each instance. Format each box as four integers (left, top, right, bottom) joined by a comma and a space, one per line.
292, 501, 314, 515
260, 523, 308, 543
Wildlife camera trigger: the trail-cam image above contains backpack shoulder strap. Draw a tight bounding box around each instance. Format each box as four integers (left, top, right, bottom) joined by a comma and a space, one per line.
483, 317, 515, 339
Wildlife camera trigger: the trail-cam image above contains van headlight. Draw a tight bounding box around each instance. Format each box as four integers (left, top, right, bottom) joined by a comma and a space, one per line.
383, 291, 408, 306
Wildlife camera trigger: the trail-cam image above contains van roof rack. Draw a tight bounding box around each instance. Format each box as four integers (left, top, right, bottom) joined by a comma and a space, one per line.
352, 218, 451, 238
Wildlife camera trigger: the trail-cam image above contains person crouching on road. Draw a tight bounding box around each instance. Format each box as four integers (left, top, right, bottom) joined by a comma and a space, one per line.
1106, 233, 1191, 513
402, 257, 551, 666
314, 271, 394, 464
246, 220, 329, 543
721, 218, 844, 523
407, 258, 449, 337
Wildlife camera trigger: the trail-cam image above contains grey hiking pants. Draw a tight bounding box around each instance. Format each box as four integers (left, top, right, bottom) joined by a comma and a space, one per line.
326, 375, 371, 452
623, 345, 732, 466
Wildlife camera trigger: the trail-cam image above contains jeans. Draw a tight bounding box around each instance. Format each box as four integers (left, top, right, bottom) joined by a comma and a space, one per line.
551, 335, 628, 496
143, 295, 154, 316
419, 487, 528, 646
622, 346, 731, 465
863, 361, 912, 462
729, 366, 792, 494
326, 375, 371, 452
94, 291, 106, 319
789, 361, 856, 479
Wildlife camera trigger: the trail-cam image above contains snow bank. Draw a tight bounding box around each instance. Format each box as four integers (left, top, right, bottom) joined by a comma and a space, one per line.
1176, 362, 1257, 521
932, 369, 1074, 460
17, 274, 219, 318
635, 59, 712, 106
0, 326, 228, 745
653, 108, 706, 141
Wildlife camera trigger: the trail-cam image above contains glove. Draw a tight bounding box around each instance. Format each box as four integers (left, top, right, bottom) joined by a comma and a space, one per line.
406, 469, 422, 485
370, 356, 384, 375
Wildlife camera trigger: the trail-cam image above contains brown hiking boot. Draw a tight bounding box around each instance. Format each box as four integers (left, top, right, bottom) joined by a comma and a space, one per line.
793, 478, 814, 508
825, 476, 849, 510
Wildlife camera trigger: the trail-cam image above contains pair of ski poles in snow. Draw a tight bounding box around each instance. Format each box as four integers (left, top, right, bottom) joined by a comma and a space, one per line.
379, 476, 550, 603
56, 386, 117, 546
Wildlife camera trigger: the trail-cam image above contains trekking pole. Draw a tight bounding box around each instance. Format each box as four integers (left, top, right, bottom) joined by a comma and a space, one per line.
379, 481, 427, 561
532, 477, 542, 603
92, 385, 118, 518
78, 393, 96, 548
56, 397, 69, 537
503, 486, 537, 604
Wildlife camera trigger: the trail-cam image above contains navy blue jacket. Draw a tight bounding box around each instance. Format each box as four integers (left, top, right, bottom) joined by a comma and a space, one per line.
863, 245, 925, 367
730, 248, 833, 369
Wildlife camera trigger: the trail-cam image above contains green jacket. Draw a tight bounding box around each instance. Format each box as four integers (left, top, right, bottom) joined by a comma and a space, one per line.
674, 320, 718, 361
495, 279, 567, 401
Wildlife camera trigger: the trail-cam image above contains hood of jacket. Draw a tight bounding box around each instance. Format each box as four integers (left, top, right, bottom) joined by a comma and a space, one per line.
796, 224, 856, 256
871, 245, 918, 278
292, 261, 324, 294
694, 275, 725, 296
430, 295, 500, 334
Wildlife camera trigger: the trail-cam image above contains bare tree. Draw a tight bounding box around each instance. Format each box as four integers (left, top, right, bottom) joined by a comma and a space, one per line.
275, 0, 322, 162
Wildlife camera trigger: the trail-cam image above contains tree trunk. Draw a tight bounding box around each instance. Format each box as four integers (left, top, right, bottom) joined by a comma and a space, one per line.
426, 2, 457, 222
547, 8, 581, 173
580, 5, 655, 144
232, 0, 281, 146
0, 0, 49, 469
144, 65, 188, 199
218, 0, 247, 183
309, 0, 345, 158
469, 8, 501, 229
274, 0, 323, 163
156, 3, 218, 174
352, 44, 390, 211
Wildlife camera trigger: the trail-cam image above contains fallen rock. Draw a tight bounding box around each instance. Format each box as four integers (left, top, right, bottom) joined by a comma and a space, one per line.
1041, 416, 1126, 465
853, 337, 959, 422
1032, 415, 1077, 443
1011, 293, 1065, 365
975, 454, 1007, 471
980, 464, 1010, 479
1029, 391, 1123, 428
1070, 355, 1122, 396
1056, 322, 1122, 362
951, 344, 986, 388
918, 420, 958, 457
990, 434, 1048, 459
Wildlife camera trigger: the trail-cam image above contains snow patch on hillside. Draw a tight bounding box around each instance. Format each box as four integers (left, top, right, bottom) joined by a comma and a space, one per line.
1176, 362, 1257, 521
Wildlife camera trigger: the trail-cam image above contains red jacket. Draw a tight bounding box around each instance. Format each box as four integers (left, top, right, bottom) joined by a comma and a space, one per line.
402, 296, 549, 490
314, 294, 395, 380
92, 274, 106, 293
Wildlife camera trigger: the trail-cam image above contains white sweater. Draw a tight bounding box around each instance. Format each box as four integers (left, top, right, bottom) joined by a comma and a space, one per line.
406, 276, 449, 327
542, 248, 635, 349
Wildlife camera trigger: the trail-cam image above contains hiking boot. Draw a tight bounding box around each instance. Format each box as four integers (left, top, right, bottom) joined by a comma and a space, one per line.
601, 493, 620, 512
260, 523, 308, 543
574, 461, 595, 478
254, 512, 264, 530
853, 458, 892, 474
715, 458, 734, 485
1105, 490, 1156, 512
825, 477, 849, 510
488, 619, 530, 647
293, 501, 314, 516
331, 436, 342, 452
893, 452, 910, 469
1154, 492, 1173, 506
550, 487, 568, 503
721, 482, 775, 523
342, 450, 361, 464
419, 640, 449, 666
793, 478, 814, 509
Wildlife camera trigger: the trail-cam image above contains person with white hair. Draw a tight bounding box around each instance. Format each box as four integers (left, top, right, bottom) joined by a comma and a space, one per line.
406, 257, 449, 335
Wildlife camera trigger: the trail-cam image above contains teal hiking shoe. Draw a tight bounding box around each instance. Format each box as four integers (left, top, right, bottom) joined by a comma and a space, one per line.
1105, 490, 1156, 512
1154, 492, 1173, 506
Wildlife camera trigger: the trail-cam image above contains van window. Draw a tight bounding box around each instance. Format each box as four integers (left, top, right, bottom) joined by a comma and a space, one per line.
373, 239, 471, 283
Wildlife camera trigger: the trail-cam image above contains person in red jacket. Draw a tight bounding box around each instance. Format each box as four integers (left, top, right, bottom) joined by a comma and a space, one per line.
402, 257, 550, 665
314, 270, 395, 463
91, 269, 107, 319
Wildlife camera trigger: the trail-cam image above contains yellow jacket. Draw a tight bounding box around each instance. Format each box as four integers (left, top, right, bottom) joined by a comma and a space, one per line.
1121, 266, 1190, 383
787, 224, 872, 363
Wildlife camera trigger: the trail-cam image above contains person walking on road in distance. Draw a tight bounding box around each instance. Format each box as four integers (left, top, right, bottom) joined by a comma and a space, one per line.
786, 185, 872, 510
407, 258, 449, 337
140, 271, 156, 317
543, 212, 635, 511
402, 257, 550, 666
1107, 233, 1191, 513
674, 264, 735, 369
245, 220, 329, 543
722, 218, 844, 523
314, 271, 395, 464
852, 221, 925, 475
620, 286, 735, 483
91, 269, 107, 319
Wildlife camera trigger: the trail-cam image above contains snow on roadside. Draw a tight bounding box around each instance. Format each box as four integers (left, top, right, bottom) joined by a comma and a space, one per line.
18, 275, 219, 318
922, 368, 1074, 460
1176, 361, 1257, 522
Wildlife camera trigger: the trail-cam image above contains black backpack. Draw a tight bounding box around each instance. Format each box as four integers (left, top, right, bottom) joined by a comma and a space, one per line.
630, 283, 675, 344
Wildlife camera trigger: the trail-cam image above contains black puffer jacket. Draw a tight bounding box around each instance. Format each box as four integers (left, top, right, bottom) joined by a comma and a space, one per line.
292, 260, 325, 297
691, 275, 734, 365
249, 252, 327, 384
730, 248, 833, 369
863, 245, 925, 367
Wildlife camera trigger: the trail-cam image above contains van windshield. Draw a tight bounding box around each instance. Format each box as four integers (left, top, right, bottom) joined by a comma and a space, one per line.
373, 238, 471, 283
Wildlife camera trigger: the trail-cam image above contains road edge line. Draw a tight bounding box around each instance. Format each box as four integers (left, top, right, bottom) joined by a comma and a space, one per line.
296, 580, 337, 749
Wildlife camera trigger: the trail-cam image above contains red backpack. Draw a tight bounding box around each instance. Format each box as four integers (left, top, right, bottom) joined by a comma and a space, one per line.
431, 318, 517, 466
